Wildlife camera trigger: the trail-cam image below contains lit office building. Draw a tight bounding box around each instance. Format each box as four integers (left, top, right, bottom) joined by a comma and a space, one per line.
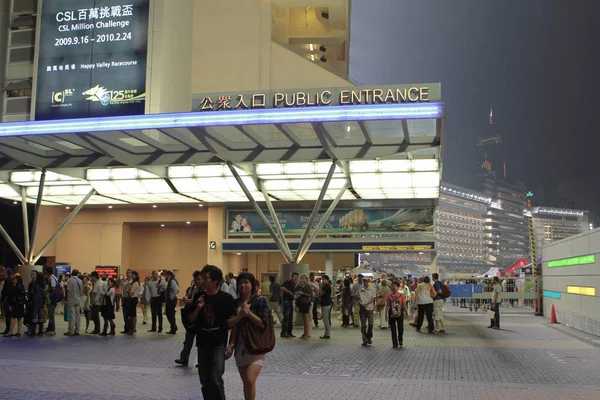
481, 173, 530, 267
532, 207, 589, 256
436, 184, 492, 274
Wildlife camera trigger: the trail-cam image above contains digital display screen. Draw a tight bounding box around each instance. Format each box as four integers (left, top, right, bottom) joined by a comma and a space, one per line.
34, 0, 149, 120
95, 266, 119, 279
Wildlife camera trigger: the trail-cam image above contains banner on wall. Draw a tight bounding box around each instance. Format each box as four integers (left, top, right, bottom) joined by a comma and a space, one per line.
227, 208, 434, 237
34, 0, 150, 120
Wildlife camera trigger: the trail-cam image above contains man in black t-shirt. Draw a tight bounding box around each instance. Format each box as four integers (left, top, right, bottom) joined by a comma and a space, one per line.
189, 265, 236, 400
280, 272, 299, 338
319, 275, 333, 339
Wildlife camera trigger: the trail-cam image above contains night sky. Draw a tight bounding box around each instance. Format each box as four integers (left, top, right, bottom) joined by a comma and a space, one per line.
350, 0, 600, 217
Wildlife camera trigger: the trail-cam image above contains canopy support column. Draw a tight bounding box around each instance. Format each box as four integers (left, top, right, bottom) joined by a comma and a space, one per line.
32, 189, 96, 265
227, 162, 294, 263
0, 224, 27, 265
27, 170, 46, 261
21, 187, 30, 258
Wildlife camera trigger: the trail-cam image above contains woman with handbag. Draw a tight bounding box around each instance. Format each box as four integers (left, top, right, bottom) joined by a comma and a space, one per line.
294, 274, 313, 340
227, 272, 271, 400
101, 278, 116, 336
414, 276, 436, 334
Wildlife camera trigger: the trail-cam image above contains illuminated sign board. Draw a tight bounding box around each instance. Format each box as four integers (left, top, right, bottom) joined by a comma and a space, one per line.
34, 0, 149, 120
547, 254, 596, 268
95, 265, 119, 279
191, 84, 441, 112
362, 245, 433, 251
566, 286, 596, 296
543, 290, 561, 299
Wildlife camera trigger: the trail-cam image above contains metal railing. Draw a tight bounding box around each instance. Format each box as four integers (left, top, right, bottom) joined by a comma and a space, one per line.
271, 36, 361, 86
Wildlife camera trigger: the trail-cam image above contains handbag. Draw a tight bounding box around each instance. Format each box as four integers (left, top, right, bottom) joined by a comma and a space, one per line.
64, 305, 72, 322
242, 313, 276, 355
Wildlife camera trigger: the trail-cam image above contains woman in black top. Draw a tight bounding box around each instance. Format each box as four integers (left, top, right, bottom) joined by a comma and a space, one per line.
5, 274, 26, 337
341, 278, 353, 327
26, 272, 46, 336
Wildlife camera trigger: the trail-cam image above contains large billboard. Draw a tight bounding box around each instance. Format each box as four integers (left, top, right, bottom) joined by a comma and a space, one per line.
227, 208, 434, 238
34, 0, 149, 120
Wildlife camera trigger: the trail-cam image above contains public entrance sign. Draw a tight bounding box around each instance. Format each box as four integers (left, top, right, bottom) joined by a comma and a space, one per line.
34, 0, 150, 120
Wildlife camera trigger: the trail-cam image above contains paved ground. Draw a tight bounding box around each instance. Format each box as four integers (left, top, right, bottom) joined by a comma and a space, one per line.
1, 309, 599, 400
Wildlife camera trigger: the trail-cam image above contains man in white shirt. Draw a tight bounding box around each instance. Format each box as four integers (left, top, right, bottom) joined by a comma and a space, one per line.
489, 276, 502, 330
90, 271, 105, 334
146, 270, 167, 332
358, 276, 377, 346
164, 270, 180, 334
225, 273, 237, 299
64, 270, 83, 336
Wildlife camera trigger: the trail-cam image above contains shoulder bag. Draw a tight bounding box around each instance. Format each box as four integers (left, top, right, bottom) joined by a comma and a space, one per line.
241, 296, 276, 355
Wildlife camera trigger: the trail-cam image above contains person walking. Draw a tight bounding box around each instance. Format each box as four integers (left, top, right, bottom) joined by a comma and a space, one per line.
189, 265, 236, 400
415, 276, 435, 334
377, 279, 391, 329
64, 270, 83, 336
227, 272, 270, 400
489, 276, 502, 329
386, 280, 408, 348
358, 276, 376, 346
100, 278, 116, 336
0, 267, 14, 336
318, 275, 333, 339
432, 273, 446, 333
164, 270, 180, 334
120, 270, 132, 334
176, 270, 203, 366
5, 273, 25, 337
280, 272, 298, 338
43, 267, 59, 336
267, 275, 283, 324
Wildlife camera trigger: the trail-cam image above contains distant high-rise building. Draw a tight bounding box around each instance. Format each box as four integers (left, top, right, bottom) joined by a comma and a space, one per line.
475, 106, 507, 179
480, 172, 530, 267
531, 207, 589, 257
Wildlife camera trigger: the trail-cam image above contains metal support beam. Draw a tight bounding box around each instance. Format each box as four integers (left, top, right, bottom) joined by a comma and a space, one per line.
27, 169, 46, 262
258, 181, 293, 262
296, 181, 350, 263
0, 224, 27, 265
32, 189, 96, 265
295, 161, 337, 261
227, 162, 292, 263
21, 187, 30, 258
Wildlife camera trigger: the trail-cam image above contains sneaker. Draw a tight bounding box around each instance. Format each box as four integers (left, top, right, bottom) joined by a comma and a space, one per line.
45, 331, 56, 336
393, 344, 398, 348
280, 333, 290, 338
492, 326, 500, 330
367, 339, 372, 345
74, 332, 80, 336
64, 332, 75, 336
361, 342, 368, 347
399, 342, 403, 347
288, 333, 296, 338
487, 325, 494, 329
174, 359, 188, 366
319, 335, 330, 339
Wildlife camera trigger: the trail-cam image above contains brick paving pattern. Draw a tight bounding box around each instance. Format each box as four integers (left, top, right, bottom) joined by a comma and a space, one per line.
0, 311, 599, 399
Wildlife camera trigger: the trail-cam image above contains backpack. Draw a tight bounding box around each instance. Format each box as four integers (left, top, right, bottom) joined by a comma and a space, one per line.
440, 283, 451, 299
390, 294, 404, 318
50, 276, 64, 303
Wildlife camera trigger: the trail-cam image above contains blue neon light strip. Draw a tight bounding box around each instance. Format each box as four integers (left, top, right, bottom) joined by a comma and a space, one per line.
543, 290, 561, 299
0, 103, 443, 137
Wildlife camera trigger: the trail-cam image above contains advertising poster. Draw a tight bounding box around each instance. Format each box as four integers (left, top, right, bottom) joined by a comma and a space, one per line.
35, 0, 149, 120
55, 264, 71, 276
227, 208, 434, 237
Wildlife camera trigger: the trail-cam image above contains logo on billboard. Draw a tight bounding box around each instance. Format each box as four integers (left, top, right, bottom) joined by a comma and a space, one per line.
51, 88, 74, 107
83, 85, 145, 106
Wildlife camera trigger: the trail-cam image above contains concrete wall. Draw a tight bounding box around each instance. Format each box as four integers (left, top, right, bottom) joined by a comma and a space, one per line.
542, 228, 600, 336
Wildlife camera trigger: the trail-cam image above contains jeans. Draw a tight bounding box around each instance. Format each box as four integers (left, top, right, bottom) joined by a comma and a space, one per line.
321, 305, 332, 336
282, 301, 294, 335
389, 315, 404, 346
417, 303, 434, 332
122, 297, 130, 333
359, 307, 374, 344
150, 297, 163, 330
165, 298, 177, 332
68, 304, 81, 334
114, 294, 121, 311
197, 345, 226, 400
47, 302, 56, 331
268, 301, 284, 324
91, 305, 101, 332
180, 329, 196, 363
